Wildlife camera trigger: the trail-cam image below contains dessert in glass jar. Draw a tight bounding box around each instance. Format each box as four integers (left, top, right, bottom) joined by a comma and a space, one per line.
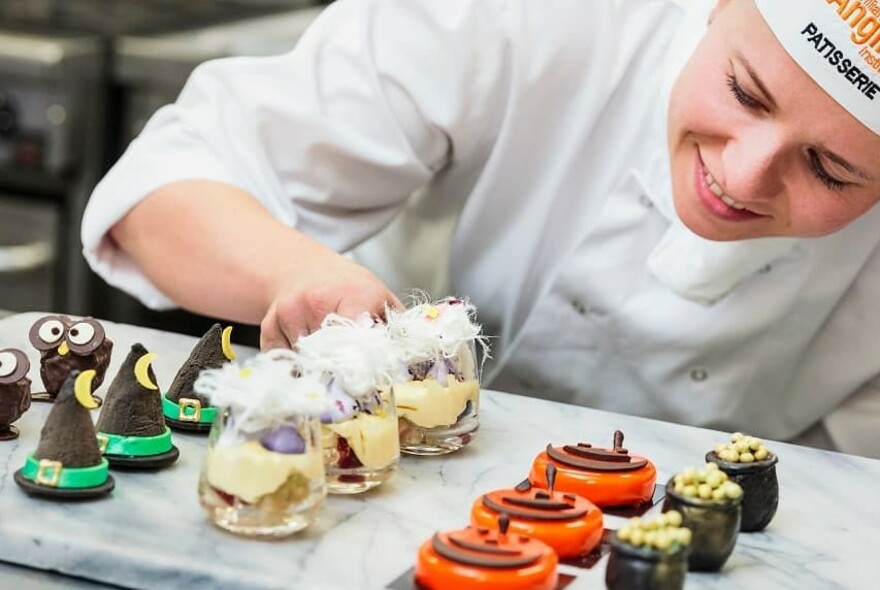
295, 314, 402, 494
194, 352, 330, 538
387, 297, 486, 455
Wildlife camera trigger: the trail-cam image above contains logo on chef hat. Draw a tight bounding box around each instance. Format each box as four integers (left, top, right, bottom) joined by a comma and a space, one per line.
756, 0, 880, 136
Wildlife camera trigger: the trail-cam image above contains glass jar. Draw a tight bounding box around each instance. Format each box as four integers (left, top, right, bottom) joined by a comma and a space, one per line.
199, 411, 326, 538
396, 341, 480, 455
321, 383, 400, 494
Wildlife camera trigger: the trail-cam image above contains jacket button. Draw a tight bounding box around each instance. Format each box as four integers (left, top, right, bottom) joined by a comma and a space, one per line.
639, 195, 654, 208
759, 264, 772, 274
571, 299, 589, 315
690, 368, 708, 382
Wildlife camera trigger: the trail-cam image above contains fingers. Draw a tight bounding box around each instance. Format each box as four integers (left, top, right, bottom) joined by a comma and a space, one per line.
260, 266, 401, 349
259, 306, 294, 351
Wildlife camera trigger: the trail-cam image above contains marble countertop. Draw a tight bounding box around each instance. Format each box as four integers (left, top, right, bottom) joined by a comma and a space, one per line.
0, 311, 877, 590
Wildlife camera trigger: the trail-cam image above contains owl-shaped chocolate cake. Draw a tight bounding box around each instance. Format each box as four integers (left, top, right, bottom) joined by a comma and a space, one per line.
29, 315, 113, 404
0, 348, 32, 441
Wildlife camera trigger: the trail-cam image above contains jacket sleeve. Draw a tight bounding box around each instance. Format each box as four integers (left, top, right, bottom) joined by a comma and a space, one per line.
81, 0, 511, 309
824, 376, 880, 459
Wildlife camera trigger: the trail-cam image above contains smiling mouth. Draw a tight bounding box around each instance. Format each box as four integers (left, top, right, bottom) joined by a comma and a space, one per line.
704, 169, 748, 211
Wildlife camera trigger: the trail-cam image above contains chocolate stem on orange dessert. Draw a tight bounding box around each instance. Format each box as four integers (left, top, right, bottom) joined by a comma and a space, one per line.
499, 512, 511, 535
546, 463, 557, 491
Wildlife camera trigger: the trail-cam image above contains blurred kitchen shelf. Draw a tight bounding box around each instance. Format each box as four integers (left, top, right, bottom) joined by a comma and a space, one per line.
0, 166, 72, 198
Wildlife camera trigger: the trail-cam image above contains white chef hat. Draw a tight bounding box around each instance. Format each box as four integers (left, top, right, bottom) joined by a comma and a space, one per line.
756, 0, 880, 136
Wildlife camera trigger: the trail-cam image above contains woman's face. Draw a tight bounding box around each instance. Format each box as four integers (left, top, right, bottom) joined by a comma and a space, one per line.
668, 0, 880, 241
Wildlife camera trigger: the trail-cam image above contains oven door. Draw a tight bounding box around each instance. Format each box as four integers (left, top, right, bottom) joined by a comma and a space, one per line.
0, 193, 58, 312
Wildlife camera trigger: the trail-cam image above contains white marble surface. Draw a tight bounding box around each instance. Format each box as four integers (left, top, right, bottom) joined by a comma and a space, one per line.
0, 311, 878, 590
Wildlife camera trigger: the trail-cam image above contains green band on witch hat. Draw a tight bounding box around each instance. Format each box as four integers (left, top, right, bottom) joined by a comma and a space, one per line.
20, 454, 109, 489
162, 394, 216, 424
97, 427, 173, 457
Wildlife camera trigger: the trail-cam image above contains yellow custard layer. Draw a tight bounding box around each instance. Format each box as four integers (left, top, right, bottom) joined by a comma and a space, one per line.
394, 377, 480, 428
206, 440, 324, 504
325, 411, 400, 469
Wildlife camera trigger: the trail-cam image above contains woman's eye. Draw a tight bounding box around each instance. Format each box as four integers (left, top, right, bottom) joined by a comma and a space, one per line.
807, 151, 847, 192
726, 74, 764, 111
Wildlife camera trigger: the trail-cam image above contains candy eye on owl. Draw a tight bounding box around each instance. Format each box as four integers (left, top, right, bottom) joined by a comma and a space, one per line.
68, 322, 95, 346
0, 348, 30, 384
0, 351, 17, 377
67, 319, 105, 355
29, 315, 68, 351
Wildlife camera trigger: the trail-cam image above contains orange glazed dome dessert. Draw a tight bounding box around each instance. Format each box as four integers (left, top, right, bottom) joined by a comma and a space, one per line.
471, 464, 604, 559
415, 514, 558, 590
529, 430, 656, 508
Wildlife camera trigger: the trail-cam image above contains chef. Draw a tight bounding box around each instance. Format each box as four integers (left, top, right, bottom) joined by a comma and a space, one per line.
82, 0, 880, 459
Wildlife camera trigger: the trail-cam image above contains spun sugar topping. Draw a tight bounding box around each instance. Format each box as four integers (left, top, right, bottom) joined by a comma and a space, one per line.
386, 294, 487, 362
194, 351, 329, 433
294, 313, 401, 398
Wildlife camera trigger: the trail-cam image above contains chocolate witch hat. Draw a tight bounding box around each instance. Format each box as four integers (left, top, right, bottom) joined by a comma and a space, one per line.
14, 370, 114, 499
163, 324, 235, 433
96, 343, 179, 469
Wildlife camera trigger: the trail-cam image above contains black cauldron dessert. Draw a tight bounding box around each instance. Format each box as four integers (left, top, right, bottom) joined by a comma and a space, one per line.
605, 511, 691, 590
706, 432, 778, 532
662, 463, 742, 571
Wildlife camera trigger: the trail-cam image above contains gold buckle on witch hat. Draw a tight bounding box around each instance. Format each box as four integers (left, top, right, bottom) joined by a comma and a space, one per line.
35, 459, 63, 487
178, 398, 202, 423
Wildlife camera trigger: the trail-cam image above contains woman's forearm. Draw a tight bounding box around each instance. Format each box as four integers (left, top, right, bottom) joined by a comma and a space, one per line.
110, 180, 329, 324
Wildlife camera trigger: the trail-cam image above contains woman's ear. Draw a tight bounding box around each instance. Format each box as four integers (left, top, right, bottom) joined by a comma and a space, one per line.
709, 0, 733, 24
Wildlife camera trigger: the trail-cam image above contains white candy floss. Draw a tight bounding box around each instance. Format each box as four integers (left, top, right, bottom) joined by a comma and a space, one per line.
193, 351, 330, 434
385, 295, 488, 366
293, 313, 402, 398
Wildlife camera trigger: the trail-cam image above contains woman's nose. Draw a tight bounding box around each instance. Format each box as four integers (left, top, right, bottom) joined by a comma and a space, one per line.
720, 127, 786, 201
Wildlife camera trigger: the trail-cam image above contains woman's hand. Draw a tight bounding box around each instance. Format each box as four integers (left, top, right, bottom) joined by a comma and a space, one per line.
260, 250, 401, 350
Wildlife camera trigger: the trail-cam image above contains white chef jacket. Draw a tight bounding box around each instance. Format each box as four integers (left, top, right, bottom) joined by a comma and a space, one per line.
82, 0, 880, 458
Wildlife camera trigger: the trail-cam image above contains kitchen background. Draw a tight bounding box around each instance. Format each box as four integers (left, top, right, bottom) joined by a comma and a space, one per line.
0, 0, 334, 345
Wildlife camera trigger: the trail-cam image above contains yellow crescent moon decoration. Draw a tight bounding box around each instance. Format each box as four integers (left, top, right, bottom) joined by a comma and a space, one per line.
74, 370, 99, 409
134, 352, 159, 390
221, 326, 236, 361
